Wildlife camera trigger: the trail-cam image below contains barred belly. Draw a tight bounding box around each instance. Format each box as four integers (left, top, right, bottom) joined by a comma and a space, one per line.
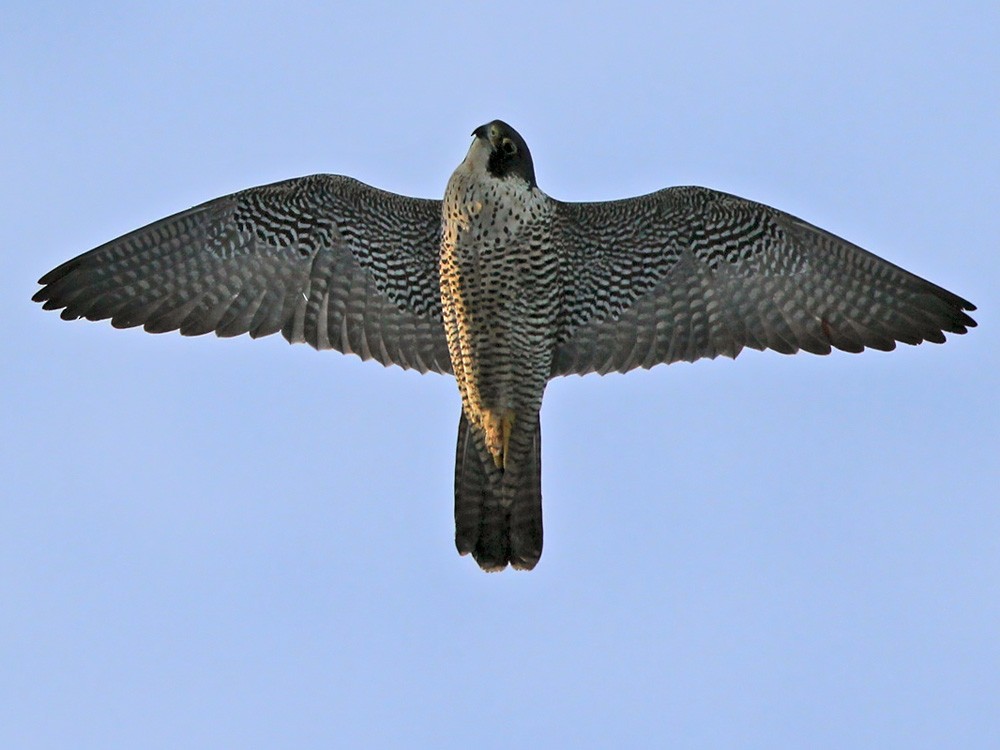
440, 171, 558, 465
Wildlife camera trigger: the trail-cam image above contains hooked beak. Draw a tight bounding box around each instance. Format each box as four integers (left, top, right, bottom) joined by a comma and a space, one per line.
471, 122, 499, 145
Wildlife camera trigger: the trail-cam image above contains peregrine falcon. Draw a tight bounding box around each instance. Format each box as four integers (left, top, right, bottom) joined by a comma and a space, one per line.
33, 120, 976, 571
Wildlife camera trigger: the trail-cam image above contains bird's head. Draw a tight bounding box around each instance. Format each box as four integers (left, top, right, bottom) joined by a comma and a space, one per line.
468, 120, 537, 188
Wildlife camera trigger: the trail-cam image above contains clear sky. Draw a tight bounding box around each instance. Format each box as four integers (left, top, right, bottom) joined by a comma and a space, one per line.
2, 2, 998, 748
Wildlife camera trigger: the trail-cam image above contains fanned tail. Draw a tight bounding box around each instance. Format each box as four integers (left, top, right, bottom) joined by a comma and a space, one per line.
454, 411, 543, 571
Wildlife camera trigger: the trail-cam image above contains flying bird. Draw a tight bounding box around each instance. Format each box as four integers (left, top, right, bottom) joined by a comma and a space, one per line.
33, 120, 976, 571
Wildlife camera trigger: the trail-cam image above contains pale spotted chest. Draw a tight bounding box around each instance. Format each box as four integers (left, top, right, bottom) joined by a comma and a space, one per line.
440, 171, 560, 464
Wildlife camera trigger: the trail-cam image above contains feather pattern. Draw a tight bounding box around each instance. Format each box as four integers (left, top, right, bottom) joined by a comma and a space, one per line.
33, 174, 452, 373
552, 187, 975, 375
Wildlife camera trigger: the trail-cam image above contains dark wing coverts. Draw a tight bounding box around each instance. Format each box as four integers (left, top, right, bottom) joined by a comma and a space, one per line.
552, 187, 976, 376
34, 175, 452, 373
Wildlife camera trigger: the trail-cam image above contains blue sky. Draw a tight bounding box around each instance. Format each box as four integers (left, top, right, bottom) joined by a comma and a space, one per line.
2, 2, 998, 748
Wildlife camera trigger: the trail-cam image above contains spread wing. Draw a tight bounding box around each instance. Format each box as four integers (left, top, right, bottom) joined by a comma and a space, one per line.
551, 186, 976, 376
34, 174, 452, 374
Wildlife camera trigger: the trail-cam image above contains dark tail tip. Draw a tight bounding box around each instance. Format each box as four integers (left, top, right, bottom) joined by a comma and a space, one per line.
454, 411, 543, 572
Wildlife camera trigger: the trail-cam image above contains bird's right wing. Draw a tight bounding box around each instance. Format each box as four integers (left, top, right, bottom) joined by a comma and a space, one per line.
34, 174, 453, 373
550, 186, 975, 376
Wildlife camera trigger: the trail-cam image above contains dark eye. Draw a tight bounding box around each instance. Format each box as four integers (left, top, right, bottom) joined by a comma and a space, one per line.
501, 138, 517, 156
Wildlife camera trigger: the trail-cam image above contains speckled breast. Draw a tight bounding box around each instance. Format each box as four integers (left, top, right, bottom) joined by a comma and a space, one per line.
440, 172, 560, 422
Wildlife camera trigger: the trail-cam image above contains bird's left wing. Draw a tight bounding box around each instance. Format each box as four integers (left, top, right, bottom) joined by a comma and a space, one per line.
34, 174, 453, 373
551, 186, 975, 376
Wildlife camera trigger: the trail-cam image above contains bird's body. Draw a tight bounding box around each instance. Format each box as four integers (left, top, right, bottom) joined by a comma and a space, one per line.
440, 124, 559, 569
33, 120, 977, 571
441, 129, 557, 464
